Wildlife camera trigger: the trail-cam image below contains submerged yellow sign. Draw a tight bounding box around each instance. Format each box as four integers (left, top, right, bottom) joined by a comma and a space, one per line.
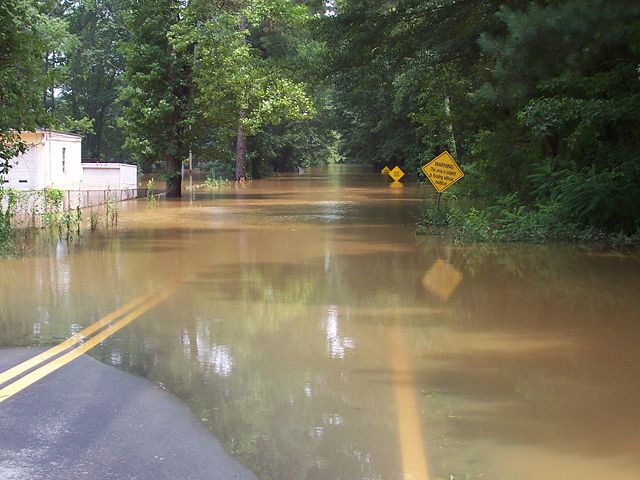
421, 151, 464, 193
381, 166, 391, 175
388, 166, 405, 182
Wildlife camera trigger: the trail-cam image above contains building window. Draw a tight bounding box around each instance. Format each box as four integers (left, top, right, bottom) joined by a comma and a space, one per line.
62, 147, 66, 173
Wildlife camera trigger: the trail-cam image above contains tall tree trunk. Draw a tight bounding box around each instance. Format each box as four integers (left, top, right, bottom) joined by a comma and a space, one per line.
235, 15, 248, 182
444, 96, 458, 158
43, 52, 49, 109
236, 111, 247, 181
165, 155, 182, 197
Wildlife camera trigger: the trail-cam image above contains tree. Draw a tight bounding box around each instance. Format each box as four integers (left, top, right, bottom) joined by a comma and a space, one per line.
118, 0, 191, 197
478, 0, 640, 231
0, 0, 62, 172
170, 0, 315, 181
58, 0, 127, 161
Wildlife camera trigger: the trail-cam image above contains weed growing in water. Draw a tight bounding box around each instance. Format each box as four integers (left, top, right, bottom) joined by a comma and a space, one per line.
61, 206, 82, 240
0, 187, 18, 249
41, 188, 64, 229
202, 176, 232, 190
105, 189, 119, 227
89, 208, 99, 231
146, 178, 159, 206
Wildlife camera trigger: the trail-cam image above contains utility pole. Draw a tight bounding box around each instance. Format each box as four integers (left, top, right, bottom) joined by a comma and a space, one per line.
189, 149, 193, 203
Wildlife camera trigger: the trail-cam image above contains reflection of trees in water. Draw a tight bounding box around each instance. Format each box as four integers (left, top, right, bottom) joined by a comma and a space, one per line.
3, 228, 639, 478
92, 260, 400, 480
96, 242, 639, 478
0, 230, 178, 347
0, 240, 112, 347
427, 240, 640, 316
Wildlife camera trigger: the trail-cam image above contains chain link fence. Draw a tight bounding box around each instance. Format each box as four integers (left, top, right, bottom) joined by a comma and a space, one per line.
4, 188, 158, 228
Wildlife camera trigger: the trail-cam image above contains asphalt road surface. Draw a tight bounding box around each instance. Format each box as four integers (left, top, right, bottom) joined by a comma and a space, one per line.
0, 347, 257, 480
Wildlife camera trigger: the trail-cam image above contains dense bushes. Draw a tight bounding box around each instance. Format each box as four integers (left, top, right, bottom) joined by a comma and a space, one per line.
419, 192, 640, 245
327, 0, 640, 240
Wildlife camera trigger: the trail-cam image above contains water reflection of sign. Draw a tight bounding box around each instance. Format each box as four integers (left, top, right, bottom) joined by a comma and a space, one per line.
421, 151, 464, 193
388, 166, 405, 182
381, 166, 391, 175
422, 259, 463, 301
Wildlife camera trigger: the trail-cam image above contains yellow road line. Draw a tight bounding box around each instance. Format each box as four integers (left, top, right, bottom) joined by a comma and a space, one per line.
0, 289, 173, 405
0, 292, 155, 388
389, 324, 430, 480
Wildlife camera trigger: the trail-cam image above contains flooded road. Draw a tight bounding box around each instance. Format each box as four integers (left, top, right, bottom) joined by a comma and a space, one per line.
2, 165, 640, 479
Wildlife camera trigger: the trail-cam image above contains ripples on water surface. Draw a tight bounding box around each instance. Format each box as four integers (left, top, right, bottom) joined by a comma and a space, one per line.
1, 166, 640, 479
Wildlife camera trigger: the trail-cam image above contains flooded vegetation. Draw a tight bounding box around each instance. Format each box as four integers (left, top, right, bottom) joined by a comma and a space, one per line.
1, 167, 640, 479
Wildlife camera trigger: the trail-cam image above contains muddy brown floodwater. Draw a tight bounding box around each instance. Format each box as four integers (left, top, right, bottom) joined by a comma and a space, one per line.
1, 165, 640, 480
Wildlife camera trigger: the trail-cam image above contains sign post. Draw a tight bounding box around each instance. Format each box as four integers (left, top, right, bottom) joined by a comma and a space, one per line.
420, 151, 464, 209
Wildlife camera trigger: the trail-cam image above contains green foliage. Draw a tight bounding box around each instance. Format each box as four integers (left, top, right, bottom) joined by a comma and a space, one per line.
419, 192, 640, 245
146, 178, 159, 205
0, 0, 53, 167
118, 0, 190, 194
58, 0, 127, 160
202, 160, 236, 181
41, 188, 64, 228
89, 208, 99, 231
0, 186, 18, 252
170, 0, 315, 135
0, 187, 19, 228
105, 191, 119, 227
249, 117, 343, 175
5, 0, 637, 244
474, 0, 640, 235
329, 0, 640, 238
201, 177, 233, 190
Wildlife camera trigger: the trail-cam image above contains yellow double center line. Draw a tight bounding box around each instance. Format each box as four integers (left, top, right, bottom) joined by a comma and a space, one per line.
0, 289, 173, 405
389, 323, 431, 480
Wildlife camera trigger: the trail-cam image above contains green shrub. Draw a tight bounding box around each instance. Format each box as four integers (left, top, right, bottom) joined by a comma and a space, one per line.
416, 192, 639, 245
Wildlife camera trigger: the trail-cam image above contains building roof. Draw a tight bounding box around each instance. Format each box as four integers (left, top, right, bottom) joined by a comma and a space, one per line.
14, 129, 83, 141
35, 129, 83, 140
82, 163, 137, 169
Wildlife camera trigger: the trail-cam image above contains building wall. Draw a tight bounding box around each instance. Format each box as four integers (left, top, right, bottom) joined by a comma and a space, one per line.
82, 163, 138, 190
4, 145, 40, 189
3, 131, 82, 190
45, 133, 83, 190
120, 164, 137, 189
81, 165, 120, 189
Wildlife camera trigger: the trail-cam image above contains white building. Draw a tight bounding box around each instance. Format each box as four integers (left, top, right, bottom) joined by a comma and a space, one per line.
2, 130, 137, 193
3, 130, 83, 190
82, 163, 138, 191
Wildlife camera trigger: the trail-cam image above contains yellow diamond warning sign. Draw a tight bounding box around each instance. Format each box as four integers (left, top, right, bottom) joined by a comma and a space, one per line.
421, 151, 464, 193
381, 166, 391, 175
388, 166, 405, 182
